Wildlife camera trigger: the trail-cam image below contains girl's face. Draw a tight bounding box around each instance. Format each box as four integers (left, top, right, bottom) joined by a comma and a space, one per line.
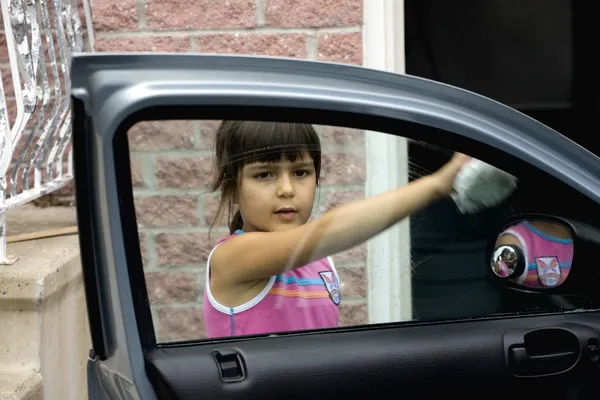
236, 154, 317, 233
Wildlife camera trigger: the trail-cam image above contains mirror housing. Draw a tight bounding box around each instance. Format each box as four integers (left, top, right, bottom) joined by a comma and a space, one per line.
487, 213, 600, 296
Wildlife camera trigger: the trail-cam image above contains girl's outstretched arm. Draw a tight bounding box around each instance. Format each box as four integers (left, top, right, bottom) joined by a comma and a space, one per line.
211, 153, 471, 285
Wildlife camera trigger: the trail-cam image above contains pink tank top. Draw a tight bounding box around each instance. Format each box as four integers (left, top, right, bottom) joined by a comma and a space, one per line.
501, 221, 574, 288
203, 230, 341, 338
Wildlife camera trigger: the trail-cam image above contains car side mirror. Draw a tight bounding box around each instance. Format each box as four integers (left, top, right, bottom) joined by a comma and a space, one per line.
487, 214, 600, 296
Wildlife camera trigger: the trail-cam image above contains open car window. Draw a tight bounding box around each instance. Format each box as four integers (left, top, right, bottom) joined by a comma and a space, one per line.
72, 54, 600, 400
128, 119, 600, 344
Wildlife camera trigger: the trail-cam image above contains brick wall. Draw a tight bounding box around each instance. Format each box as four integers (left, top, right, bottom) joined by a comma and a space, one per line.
91, 0, 367, 341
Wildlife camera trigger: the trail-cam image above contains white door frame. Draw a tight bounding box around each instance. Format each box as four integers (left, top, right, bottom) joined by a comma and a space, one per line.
362, 0, 412, 323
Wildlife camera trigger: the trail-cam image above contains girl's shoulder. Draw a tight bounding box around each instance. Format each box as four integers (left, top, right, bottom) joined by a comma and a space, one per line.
213, 229, 244, 246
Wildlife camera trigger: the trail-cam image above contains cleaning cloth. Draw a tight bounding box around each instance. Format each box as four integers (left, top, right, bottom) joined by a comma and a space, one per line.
451, 158, 518, 214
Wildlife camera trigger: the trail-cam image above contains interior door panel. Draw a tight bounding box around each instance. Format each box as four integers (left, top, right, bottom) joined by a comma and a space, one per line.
145, 313, 600, 399
70, 53, 600, 400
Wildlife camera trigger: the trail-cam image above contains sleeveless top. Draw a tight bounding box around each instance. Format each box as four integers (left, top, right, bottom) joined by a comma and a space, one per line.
500, 221, 574, 288
203, 230, 341, 338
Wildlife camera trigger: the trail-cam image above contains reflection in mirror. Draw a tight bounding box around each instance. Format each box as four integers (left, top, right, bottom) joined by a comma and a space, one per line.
126, 119, 597, 345
491, 220, 574, 289
491, 244, 525, 279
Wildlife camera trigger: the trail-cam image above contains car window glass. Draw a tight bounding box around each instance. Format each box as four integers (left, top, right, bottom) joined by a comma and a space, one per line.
127, 120, 600, 343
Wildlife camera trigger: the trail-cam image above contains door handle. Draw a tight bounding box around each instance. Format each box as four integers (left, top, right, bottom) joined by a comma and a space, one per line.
504, 323, 600, 378
509, 347, 578, 376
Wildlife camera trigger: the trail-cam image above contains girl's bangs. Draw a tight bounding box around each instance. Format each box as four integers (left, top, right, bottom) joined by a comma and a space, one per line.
231, 122, 321, 165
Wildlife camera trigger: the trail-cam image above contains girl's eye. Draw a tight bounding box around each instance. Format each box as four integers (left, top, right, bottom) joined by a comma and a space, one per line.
255, 172, 272, 179
294, 170, 310, 177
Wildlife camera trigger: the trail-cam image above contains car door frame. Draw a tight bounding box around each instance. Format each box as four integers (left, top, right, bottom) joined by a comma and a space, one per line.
71, 53, 600, 399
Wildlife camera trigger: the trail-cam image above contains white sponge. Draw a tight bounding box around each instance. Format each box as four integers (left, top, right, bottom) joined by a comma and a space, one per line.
451, 158, 518, 214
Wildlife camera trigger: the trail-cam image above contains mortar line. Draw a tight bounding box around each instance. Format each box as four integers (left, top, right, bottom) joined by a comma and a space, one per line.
95, 25, 362, 38
144, 230, 158, 270
306, 34, 318, 60
140, 154, 157, 189
136, 0, 148, 29
255, 0, 265, 27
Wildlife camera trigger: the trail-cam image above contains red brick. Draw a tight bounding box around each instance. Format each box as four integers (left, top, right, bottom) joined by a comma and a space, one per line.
134, 195, 199, 228
155, 232, 216, 266
338, 266, 366, 298
91, 0, 138, 31
63, 141, 73, 159
333, 243, 367, 264
339, 303, 367, 326
2, 68, 14, 98
44, 0, 60, 29
0, 34, 9, 63
265, 0, 362, 28
146, 0, 255, 30
319, 190, 364, 213
319, 126, 364, 147
6, 99, 17, 127
318, 32, 363, 65
203, 194, 228, 227
320, 153, 365, 186
76, 0, 88, 31
156, 307, 205, 342
145, 270, 200, 304
195, 34, 307, 59
155, 156, 214, 189
198, 120, 221, 149
128, 120, 194, 151
4, 168, 21, 196
94, 36, 190, 52
53, 180, 75, 197
11, 126, 32, 165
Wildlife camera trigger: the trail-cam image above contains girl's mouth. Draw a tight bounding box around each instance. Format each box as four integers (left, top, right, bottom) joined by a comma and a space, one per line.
275, 208, 297, 221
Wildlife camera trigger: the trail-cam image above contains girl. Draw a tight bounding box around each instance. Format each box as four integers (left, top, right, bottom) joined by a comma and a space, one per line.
203, 121, 470, 338
492, 247, 516, 277
494, 220, 574, 288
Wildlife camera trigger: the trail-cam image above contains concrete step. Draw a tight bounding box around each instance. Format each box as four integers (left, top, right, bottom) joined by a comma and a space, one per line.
0, 205, 89, 399
0, 370, 42, 400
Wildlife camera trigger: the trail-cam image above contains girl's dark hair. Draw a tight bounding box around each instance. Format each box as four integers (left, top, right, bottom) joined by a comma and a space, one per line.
208, 120, 322, 235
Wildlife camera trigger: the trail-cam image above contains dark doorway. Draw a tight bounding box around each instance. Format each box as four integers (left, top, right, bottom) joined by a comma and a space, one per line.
404, 0, 599, 321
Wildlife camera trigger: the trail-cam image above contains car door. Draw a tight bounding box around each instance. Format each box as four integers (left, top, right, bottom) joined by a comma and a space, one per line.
71, 53, 600, 400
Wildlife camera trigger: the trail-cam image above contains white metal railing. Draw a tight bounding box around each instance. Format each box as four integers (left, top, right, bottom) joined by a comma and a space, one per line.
0, 0, 91, 264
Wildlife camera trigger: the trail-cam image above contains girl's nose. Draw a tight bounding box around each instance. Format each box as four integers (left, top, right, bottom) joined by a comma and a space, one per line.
276, 176, 295, 197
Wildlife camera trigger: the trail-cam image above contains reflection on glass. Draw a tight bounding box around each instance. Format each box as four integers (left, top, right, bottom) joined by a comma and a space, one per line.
127, 120, 597, 344
492, 220, 574, 289
491, 244, 524, 279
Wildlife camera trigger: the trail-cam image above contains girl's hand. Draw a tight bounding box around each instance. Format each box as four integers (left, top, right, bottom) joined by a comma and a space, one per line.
430, 152, 472, 198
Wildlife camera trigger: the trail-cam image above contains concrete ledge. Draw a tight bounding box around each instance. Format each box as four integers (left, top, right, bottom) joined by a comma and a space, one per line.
0, 235, 82, 367
0, 370, 44, 400
0, 235, 81, 311
0, 370, 42, 400
0, 205, 88, 399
